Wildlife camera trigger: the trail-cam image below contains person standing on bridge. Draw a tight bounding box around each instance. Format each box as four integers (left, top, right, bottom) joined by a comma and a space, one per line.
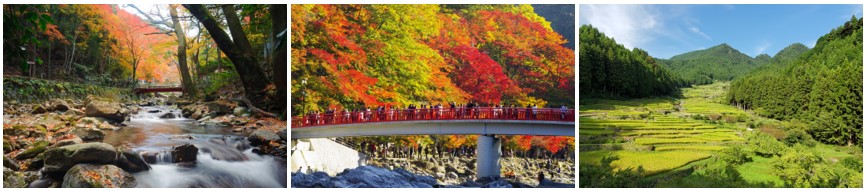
560, 104, 568, 120
449, 102, 456, 118
408, 104, 415, 120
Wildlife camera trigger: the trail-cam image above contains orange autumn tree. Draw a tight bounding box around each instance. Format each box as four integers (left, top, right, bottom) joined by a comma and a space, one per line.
94, 4, 176, 84
291, 4, 574, 157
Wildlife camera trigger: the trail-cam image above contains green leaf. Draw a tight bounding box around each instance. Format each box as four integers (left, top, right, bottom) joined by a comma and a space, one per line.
38, 17, 47, 31
40, 13, 53, 23
25, 12, 37, 23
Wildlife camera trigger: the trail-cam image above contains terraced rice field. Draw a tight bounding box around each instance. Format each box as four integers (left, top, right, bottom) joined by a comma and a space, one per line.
579, 83, 746, 175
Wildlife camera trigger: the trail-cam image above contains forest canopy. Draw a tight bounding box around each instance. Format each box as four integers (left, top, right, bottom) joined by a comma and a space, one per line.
578, 25, 684, 98
728, 16, 863, 146
291, 4, 575, 114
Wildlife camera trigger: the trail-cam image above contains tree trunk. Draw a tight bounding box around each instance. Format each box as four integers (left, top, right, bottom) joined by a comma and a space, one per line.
271, 4, 287, 118
184, 4, 271, 109
67, 31, 78, 75
170, 4, 197, 98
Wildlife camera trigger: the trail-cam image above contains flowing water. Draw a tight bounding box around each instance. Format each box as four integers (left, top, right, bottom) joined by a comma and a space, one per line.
102, 106, 287, 188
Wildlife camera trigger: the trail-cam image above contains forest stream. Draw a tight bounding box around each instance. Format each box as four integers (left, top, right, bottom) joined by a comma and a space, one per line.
103, 105, 286, 187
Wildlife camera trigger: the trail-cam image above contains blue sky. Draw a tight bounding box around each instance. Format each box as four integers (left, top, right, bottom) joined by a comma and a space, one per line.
579, 4, 863, 59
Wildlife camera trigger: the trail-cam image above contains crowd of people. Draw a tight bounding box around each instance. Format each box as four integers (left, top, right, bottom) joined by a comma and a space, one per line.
298, 101, 573, 126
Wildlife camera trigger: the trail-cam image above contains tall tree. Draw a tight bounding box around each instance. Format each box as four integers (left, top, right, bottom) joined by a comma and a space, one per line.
128, 4, 196, 95
184, 4, 272, 109
271, 4, 287, 117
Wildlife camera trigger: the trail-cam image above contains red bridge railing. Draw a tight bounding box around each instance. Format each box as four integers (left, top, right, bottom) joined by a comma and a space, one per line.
291, 107, 575, 128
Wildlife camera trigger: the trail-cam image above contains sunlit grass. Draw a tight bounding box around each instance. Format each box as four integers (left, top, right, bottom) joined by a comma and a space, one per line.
654, 145, 727, 151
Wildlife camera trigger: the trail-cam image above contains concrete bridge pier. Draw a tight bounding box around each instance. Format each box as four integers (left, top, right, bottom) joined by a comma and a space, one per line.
476, 134, 502, 178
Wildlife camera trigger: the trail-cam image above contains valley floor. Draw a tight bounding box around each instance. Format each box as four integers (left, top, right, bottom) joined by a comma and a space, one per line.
579, 82, 862, 188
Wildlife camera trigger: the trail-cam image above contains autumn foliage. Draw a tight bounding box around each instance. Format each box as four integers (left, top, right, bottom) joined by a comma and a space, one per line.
291, 5, 574, 155
2, 5, 177, 83
292, 4, 574, 111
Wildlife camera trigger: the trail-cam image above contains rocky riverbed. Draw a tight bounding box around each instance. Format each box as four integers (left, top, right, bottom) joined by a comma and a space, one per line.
3, 96, 287, 188
292, 156, 574, 188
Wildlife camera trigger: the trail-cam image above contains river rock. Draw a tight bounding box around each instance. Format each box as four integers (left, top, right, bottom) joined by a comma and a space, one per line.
181, 104, 207, 119
85, 99, 128, 123
447, 172, 459, 180
43, 142, 118, 175
293, 166, 437, 188
52, 137, 84, 148
248, 130, 281, 146
62, 164, 136, 188
32, 105, 48, 114
4, 141, 16, 153
159, 113, 176, 119
113, 147, 150, 173
76, 117, 118, 131
171, 143, 198, 163
70, 128, 105, 142
4, 156, 20, 171
47, 99, 70, 112
28, 178, 53, 188
147, 109, 160, 113
278, 128, 287, 140
206, 101, 233, 115
3, 168, 39, 188
233, 107, 249, 116
15, 140, 49, 160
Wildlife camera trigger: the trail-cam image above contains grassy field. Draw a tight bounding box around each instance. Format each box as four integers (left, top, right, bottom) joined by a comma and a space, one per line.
580, 82, 863, 188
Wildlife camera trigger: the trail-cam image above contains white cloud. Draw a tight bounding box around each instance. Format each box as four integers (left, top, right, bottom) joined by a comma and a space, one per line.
579, 5, 661, 49
689, 26, 711, 40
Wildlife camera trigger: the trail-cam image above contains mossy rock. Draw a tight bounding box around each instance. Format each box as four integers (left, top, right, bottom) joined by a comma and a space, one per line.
16, 140, 50, 160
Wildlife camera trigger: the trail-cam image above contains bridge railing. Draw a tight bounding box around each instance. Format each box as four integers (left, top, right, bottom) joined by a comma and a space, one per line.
291, 107, 575, 128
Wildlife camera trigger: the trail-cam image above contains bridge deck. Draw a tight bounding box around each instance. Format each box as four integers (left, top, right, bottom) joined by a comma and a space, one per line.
291, 107, 575, 138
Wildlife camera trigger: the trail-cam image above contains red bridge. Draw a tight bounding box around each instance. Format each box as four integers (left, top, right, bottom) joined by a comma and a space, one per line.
291, 107, 575, 178
291, 107, 575, 128
133, 86, 184, 94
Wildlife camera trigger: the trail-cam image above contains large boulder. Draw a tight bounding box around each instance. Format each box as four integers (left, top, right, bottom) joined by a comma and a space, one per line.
70, 128, 105, 142
278, 128, 287, 141
85, 99, 128, 123
171, 144, 198, 163
62, 164, 136, 188
47, 99, 70, 112
181, 104, 207, 119
248, 130, 281, 146
43, 143, 118, 176
52, 137, 84, 148
206, 101, 233, 115
113, 147, 151, 173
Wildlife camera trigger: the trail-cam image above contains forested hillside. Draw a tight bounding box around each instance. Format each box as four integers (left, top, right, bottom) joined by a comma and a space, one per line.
728, 16, 863, 146
531, 4, 575, 49
291, 4, 575, 113
658, 44, 759, 85
578, 25, 683, 98
3, 5, 177, 86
